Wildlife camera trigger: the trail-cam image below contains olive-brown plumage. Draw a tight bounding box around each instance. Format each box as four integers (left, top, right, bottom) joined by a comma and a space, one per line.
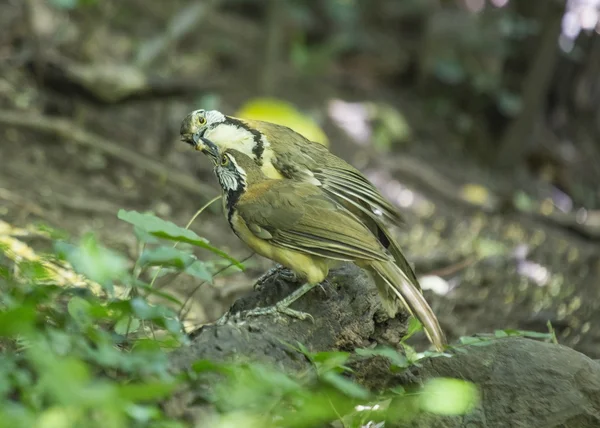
180, 109, 421, 308
207, 147, 446, 351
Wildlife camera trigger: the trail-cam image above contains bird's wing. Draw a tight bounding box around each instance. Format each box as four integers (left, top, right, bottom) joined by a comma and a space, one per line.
245, 119, 403, 225
312, 164, 403, 225
244, 118, 419, 290
237, 181, 388, 262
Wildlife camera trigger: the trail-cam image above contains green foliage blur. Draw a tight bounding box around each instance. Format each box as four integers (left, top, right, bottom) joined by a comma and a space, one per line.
0, 211, 486, 427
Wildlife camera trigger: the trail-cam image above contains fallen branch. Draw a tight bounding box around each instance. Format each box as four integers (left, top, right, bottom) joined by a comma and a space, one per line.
0, 110, 216, 200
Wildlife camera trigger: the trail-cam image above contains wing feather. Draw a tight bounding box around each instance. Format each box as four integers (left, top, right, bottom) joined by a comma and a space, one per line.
236, 181, 388, 262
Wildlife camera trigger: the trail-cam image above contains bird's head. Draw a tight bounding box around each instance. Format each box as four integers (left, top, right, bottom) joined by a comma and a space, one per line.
180, 109, 227, 153
211, 148, 265, 197
180, 109, 265, 161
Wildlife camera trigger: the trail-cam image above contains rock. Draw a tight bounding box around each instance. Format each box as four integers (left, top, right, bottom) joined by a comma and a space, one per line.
166, 265, 600, 428
403, 338, 600, 428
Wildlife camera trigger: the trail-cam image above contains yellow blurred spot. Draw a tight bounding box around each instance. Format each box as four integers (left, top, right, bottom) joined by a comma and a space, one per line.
420, 378, 479, 415
540, 199, 554, 215
460, 184, 489, 206
236, 98, 329, 147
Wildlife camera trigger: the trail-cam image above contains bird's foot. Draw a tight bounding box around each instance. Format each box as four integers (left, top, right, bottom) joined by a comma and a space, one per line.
242, 303, 314, 323
254, 265, 298, 291
245, 282, 317, 322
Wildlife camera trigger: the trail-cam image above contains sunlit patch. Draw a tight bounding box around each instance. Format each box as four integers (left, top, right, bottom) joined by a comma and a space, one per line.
397, 189, 415, 208
580, 6, 599, 29
551, 186, 573, 212
575, 207, 587, 224
490, 0, 509, 7
517, 261, 550, 286
563, 11, 581, 39
327, 99, 371, 145
420, 275, 451, 295
355, 404, 381, 412
365, 170, 423, 211
512, 244, 551, 286
464, 0, 484, 13
561, 0, 600, 44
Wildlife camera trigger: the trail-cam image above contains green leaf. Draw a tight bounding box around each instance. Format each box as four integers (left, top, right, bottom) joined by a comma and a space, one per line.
0, 266, 9, 280
184, 261, 213, 282
474, 238, 507, 258
321, 372, 370, 399
355, 347, 409, 369
503, 329, 553, 340
458, 336, 495, 347
49, 0, 78, 9
420, 378, 479, 415
118, 381, 179, 401
311, 351, 350, 374
114, 316, 140, 335
134, 283, 183, 306
402, 343, 419, 363
433, 59, 466, 85
55, 234, 128, 292
402, 317, 423, 342
118, 210, 242, 268
0, 306, 36, 336
130, 297, 170, 320
497, 91, 522, 116
139, 247, 195, 270
133, 226, 159, 244
67, 296, 92, 326
191, 360, 231, 375
513, 191, 534, 212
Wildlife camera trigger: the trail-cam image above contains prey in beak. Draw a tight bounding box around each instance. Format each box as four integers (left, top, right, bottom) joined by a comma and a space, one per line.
196, 136, 220, 163
180, 129, 218, 157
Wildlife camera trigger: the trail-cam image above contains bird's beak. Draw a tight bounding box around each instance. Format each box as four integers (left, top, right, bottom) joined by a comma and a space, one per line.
198, 136, 220, 163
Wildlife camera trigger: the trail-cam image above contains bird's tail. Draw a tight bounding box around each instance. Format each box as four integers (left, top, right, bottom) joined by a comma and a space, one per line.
377, 225, 421, 292
370, 260, 446, 351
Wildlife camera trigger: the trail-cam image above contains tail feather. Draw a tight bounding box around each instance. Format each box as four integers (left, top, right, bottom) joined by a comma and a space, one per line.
370, 260, 446, 351
377, 226, 421, 292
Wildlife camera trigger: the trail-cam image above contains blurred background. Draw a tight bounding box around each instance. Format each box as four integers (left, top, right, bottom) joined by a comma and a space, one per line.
1, 0, 599, 356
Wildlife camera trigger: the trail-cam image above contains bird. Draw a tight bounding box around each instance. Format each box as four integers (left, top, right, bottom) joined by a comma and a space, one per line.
180, 109, 422, 303
202, 144, 446, 351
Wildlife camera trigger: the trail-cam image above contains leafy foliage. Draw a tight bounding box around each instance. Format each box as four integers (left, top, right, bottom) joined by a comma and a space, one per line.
0, 211, 483, 426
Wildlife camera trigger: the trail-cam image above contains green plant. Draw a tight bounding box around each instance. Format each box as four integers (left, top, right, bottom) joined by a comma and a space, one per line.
0, 209, 482, 427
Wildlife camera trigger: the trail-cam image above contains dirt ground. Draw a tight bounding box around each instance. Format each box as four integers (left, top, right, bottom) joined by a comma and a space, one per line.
1, 1, 599, 358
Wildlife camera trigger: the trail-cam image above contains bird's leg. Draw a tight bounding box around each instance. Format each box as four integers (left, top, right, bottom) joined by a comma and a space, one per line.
243, 282, 317, 322
254, 264, 298, 291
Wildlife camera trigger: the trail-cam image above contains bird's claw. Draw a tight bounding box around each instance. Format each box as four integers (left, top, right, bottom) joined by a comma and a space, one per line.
242, 304, 314, 323
254, 265, 298, 291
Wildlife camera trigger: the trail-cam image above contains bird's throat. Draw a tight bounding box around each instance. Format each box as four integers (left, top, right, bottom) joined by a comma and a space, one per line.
224, 187, 243, 226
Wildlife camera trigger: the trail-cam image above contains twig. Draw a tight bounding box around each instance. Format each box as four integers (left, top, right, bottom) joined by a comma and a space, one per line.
0, 109, 216, 200
426, 256, 476, 278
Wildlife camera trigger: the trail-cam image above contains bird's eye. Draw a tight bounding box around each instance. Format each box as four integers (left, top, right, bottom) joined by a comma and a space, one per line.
197, 116, 206, 125
220, 155, 229, 166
